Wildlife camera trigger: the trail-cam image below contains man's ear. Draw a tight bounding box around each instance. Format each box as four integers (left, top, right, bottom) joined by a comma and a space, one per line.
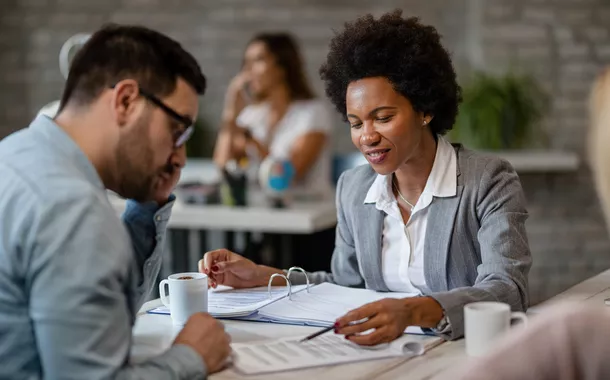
111, 79, 140, 128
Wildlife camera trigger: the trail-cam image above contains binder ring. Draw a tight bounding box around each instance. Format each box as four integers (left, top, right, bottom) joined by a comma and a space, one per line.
287, 266, 310, 292
268, 273, 293, 300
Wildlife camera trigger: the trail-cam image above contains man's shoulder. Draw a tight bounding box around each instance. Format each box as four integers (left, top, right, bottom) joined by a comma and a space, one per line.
2, 167, 108, 218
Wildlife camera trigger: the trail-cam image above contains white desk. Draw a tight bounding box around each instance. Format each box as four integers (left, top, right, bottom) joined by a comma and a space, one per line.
132, 303, 433, 380
131, 268, 610, 380
110, 193, 337, 275
109, 158, 337, 234
110, 196, 337, 234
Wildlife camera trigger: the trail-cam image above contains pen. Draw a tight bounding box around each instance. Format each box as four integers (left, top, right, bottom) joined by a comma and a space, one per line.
300, 318, 369, 343
299, 325, 335, 343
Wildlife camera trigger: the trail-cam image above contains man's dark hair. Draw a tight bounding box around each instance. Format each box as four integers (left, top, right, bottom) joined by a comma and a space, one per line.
59, 24, 206, 111
319, 9, 462, 136
247, 32, 315, 101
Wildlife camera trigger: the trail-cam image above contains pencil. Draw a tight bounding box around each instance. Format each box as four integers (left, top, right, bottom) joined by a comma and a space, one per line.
299, 325, 335, 343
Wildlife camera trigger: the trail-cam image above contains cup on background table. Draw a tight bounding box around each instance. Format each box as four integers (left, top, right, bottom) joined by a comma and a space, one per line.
159, 272, 208, 326
464, 302, 528, 357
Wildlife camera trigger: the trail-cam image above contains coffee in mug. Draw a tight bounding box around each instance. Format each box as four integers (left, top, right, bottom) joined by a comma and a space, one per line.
159, 272, 208, 326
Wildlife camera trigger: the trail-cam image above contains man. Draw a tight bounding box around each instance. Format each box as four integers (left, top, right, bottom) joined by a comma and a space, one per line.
0, 25, 230, 379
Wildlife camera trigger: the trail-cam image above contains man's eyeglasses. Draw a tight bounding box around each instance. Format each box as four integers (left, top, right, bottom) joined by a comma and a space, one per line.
110, 84, 194, 148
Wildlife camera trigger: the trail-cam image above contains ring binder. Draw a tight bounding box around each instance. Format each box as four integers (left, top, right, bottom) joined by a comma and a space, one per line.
268, 274, 293, 300
287, 266, 310, 293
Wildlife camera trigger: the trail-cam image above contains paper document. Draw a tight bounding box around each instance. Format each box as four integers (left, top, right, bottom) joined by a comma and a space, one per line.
232, 333, 443, 375
148, 285, 308, 318
258, 282, 426, 334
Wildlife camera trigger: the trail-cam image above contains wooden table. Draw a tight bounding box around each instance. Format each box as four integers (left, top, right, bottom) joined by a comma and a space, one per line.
131, 268, 610, 379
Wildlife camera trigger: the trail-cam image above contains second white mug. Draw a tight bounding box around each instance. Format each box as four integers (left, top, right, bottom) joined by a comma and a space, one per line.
159, 272, 208, 326
464, 302, 527, 357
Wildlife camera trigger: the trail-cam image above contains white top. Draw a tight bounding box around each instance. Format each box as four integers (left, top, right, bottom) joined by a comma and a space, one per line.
236, 99, 334, 197
364, 136, 457, 293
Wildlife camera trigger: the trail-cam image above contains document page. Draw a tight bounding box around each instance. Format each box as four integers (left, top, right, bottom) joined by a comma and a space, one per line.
148, 285, 308, 318
231, 333, 441, 375
258, 283, 426, 334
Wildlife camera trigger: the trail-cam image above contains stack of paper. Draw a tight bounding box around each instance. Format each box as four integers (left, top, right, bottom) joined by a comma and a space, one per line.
231, 333, 443, 375
149, 282, 428, 335
257, 283, 426, 334
148, 285, 307, 318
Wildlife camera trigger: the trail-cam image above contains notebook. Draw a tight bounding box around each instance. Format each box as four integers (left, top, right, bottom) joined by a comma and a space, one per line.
147, 285, 309, 318
149, 282, 427, 335
252, 282, 426, 335
231, 332, 443, 375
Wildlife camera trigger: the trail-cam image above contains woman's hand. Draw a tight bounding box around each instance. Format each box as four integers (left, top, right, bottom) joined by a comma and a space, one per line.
222, 72, 252, 124
334, 297, 444, 346
199, 249, 282, 289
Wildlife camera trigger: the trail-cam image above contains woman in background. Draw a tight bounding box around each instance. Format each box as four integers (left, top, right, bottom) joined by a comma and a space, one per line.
214, 32, 333, 197
451, 68, 610, 380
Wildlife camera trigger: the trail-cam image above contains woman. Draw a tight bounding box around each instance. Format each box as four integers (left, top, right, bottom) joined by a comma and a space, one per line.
450, 69, 610, 380
202, 10, 532, 345
213, 32, 333, 197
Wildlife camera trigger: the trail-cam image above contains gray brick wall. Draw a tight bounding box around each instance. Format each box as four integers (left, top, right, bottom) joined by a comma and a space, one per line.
0, 0, 469, 150
479, 0, 610, 303
1, 0, 609, 304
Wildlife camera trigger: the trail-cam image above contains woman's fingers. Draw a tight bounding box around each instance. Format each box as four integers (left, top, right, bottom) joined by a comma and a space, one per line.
335, 302, 380, 328
202, 249, 231, 271
335, 315, 381, 336
346, 326, 395, 346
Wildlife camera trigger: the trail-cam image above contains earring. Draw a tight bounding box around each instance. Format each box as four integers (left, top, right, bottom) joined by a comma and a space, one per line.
423, 120, 428, 125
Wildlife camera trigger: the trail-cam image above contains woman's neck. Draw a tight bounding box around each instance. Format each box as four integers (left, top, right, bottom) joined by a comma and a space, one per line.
393, 131, 438, 197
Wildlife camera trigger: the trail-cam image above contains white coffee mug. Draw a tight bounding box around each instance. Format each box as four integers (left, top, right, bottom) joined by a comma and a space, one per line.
464, 302, 527, 357
159, 272, 208, 326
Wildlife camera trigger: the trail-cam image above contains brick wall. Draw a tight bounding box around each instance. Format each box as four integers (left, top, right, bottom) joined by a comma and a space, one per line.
0, 0, 468, 149
1, 0, 609, 304
479, 0, 610, 303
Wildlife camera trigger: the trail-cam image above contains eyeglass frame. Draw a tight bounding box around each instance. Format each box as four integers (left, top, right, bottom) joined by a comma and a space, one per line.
109, 84, 195, 148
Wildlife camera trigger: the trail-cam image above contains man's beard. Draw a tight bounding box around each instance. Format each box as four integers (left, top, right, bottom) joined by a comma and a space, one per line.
114, 114, 166, 202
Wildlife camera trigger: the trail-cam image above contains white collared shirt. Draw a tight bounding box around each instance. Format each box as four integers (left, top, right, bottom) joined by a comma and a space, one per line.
364, 136, 457, 293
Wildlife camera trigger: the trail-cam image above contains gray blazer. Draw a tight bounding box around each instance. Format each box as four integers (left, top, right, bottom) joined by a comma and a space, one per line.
295, 145, 532, 340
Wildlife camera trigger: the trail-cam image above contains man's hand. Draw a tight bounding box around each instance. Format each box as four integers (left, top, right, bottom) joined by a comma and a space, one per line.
173, 313, 231, 374
199, 249, 282, 289
334, 297, 444, 346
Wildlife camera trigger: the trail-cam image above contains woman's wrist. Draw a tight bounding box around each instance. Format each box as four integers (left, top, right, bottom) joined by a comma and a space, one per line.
405, 296, 445, 328
249, 138, 269, 159
221, 110, 238, 125
254, 265, 285, 287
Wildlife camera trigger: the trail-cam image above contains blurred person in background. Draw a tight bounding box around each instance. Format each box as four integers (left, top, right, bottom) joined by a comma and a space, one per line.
201, 10, 532, 345
451, 68, 610, 380
0, 24, 230, 379
213, 32, 334, 198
